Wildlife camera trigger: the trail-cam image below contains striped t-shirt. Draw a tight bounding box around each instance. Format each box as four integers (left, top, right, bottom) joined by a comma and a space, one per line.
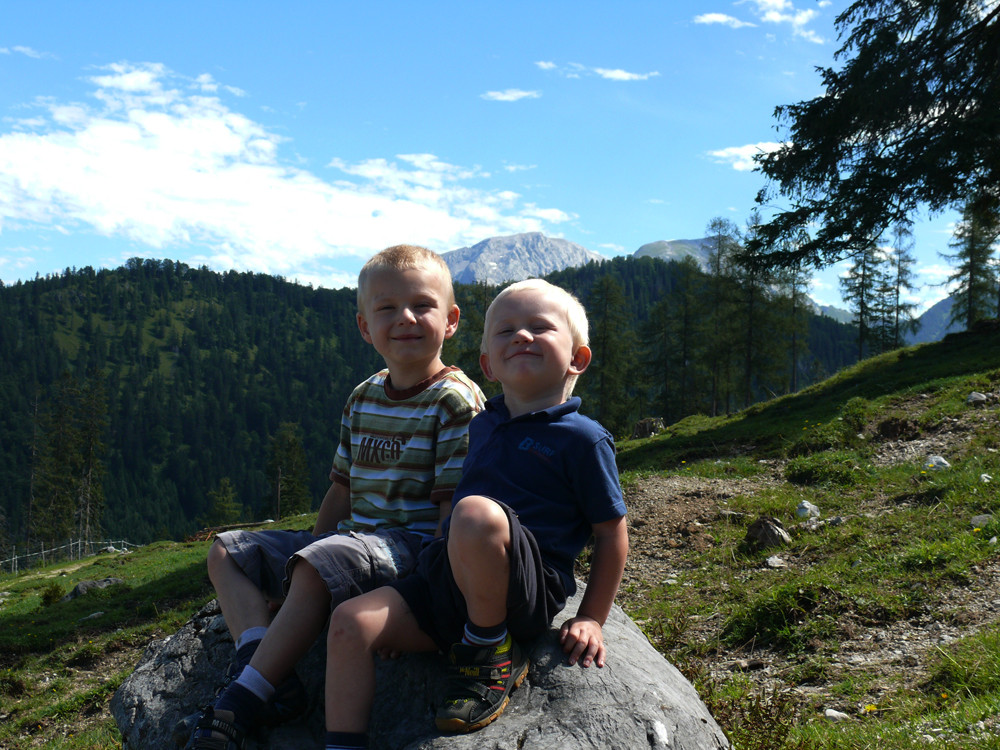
331, 366, 485, 537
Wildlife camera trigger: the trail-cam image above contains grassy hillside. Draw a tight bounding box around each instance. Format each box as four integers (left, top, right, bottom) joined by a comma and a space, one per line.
0, 325, 998, 749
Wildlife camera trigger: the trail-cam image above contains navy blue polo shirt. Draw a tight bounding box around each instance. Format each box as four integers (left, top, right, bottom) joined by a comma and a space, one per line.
453, 394, 626, 594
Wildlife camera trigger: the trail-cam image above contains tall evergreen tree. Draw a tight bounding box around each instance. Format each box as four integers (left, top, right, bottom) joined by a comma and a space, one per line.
944, 198, 1000, 330
199, 477, 242, 528
75, 371, 108, 540
703, 218, 742, 415
581, 275, 635, 436
772, 241, 813, 394
266, 422, 312, 519
883, 223, 921, 349
31, 374, 82, 546
751, 0, 1000, 268
840, 241, 885, 361
643, 257, 704, 421
733, 214, 784, 407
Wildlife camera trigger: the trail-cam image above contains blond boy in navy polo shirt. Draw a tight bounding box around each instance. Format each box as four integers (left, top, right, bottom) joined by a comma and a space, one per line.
321, 279, 629, 748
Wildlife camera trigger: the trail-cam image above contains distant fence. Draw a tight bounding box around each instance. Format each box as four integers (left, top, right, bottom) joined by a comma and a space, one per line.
0, 539, 141, 576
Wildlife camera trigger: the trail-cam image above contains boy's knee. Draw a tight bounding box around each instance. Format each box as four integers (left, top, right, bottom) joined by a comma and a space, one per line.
450, 495, 508, 539
206, 538, 230, 575
287, 558, 328, 598
327, 600, 366, 649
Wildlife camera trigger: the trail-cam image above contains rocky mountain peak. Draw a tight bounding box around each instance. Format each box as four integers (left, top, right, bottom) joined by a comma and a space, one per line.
442, 232, 606, 286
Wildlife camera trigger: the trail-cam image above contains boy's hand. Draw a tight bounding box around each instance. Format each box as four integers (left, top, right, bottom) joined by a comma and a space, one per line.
559, 615, 606, 668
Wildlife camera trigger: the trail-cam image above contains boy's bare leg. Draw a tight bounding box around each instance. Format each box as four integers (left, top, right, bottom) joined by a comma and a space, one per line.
207, 539, 272, 641
247, 560, 332, 686
325, 587, 437, 733
447, 496, 511, 623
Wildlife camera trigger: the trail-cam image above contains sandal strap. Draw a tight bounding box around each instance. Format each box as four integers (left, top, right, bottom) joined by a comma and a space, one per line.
187, 707, 247, 750
447, 659, 512, 681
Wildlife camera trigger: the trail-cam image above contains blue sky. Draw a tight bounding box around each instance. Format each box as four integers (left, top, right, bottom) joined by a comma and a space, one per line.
0, 1, 959, 310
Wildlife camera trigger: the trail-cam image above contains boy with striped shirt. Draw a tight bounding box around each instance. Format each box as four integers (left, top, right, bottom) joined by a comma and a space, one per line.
185, 245, 485, 750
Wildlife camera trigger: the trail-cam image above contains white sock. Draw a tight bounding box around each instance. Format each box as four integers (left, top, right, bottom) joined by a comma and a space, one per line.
235, 664, 276, 703
235, 626, 268, 652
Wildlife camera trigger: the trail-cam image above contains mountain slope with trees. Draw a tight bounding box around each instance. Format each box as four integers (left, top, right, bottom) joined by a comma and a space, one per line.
0, 256, 858, 552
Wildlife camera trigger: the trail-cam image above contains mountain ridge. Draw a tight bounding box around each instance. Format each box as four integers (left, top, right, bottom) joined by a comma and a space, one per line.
442, 232, 606, 285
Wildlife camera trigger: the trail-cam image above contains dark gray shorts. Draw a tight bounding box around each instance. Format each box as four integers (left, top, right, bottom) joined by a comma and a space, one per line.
216, 527, 425, 607
390, 498, 567, 651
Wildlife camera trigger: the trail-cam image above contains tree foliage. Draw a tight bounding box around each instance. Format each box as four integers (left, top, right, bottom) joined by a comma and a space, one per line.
839, 241, 884, 362
944, 198, 1000, 329
267, 422, 312, 519
751, 0, 1000, 267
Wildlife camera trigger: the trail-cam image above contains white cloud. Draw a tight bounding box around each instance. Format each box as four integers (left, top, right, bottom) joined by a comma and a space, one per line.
743, 0, 826, 43
0, 62, 571, 286
503, 163, 536, 173
708, 142, 783, 171
1, 46, 51, 58
536, 62, 659, 82
918, 262, 954, 286
693, 13, 757, 29
480, 89, 541, 102
593, 68, 660, 81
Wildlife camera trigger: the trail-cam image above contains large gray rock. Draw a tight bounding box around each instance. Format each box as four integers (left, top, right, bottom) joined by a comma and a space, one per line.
112, 586, 730, 749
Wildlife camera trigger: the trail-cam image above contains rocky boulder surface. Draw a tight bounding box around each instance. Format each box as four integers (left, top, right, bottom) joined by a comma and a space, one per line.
112, 585, 729, 749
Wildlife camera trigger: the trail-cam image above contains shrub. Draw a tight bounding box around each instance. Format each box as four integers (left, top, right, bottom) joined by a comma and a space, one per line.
722, 583, 826, 651
40, 582, 64, 607
784, 451, 873, 487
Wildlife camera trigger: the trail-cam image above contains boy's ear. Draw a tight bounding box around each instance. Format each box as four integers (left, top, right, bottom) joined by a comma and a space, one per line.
569, 344, 592, 375
356, 312, 373, 344
479, 352, 498, 382
443, 304, 460, 340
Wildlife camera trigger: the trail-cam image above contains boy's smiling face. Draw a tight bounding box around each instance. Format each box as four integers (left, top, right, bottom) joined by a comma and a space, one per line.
480, 287, 590, 414
357, 265, 459, 388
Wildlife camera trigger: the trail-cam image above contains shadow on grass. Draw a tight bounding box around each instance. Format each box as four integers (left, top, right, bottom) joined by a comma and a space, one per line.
0, 555, 210, 664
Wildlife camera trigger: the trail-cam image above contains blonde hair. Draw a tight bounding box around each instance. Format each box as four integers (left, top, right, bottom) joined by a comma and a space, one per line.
481, 279, 590, 394
357, 245, 454, 311
481, 278, 589, 352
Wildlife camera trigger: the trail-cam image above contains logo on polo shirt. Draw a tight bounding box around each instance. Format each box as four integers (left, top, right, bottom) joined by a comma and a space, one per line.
358, 436, 403, 465
518, 436, 554, 458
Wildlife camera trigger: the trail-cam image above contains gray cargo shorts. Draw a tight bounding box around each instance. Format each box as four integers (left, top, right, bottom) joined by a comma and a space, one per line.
216, 527, 425, 607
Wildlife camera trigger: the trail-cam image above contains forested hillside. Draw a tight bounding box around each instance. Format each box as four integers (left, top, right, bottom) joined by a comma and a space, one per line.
0, 256, 857, 549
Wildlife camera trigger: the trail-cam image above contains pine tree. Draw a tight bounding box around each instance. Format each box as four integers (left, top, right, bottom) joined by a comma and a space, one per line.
75, 371, 108, 540
752, 0, 1000, 268
31, 374, 82, 546
944, 199, 1000, 330
703, 218, 742, 415
267, 422, 312, 519
733, 214, 785, 407
199, 477, 242, 528
643, 257, 704, 421
840, 241, 885, 361
772, 246, 813, 394
884, 223, 921, 349
581, 275, 635, 436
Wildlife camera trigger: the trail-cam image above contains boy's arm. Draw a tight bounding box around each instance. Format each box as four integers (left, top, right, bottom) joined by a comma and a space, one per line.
313, 481, 351, 536
559, 514, 629, 668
